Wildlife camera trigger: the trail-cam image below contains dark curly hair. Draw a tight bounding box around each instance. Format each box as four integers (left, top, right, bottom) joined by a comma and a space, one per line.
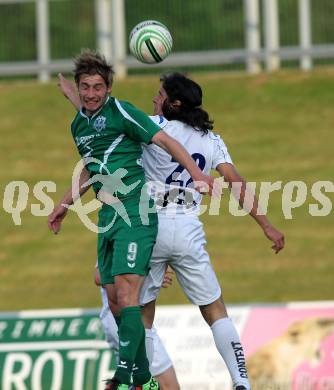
73, 49, 114, 87
160, 72, 214, 134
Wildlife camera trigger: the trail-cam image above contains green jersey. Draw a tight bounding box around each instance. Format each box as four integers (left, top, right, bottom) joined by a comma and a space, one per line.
71, 96, 161, 198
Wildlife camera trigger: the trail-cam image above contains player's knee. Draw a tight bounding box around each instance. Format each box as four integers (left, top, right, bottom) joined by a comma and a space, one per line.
116, 288, 130, 308
115, 275, 142, 308
108, 298, 120, 316
116, 286, 139, 308
199, 297, 228, 325
213, 296, 228, 313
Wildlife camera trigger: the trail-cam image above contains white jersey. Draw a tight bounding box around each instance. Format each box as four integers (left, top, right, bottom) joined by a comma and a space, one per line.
142, 115, 233, 215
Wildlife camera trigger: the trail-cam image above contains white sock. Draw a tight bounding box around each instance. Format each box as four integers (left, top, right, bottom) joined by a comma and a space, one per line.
145, 328, 155, 367
145, 327, 173, 377
211, 317, 250, 389
99, 288, 119, 362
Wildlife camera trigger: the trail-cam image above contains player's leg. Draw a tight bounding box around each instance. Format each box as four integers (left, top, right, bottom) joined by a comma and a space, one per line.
171, 216, 251, 390
144, 305, 180, 390
98, 210, 154, 389
95, 265, 121, 324
100, 286, 119, 363
154, 367, 180, 390
110, 274, 152, 387
139, 247, 180, 389
100, 287, 179, 390
138, 251, 171, 379
146, 327, 180, 390
199, 298, 250, 390
110, 213, 159, 389
99, 260, 177, 389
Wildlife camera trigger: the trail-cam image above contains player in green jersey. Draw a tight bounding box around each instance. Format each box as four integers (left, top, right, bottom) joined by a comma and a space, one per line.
48, 50, 213, 390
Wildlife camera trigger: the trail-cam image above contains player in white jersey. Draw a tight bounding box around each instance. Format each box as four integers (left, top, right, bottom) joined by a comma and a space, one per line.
137, 73, 284, 390
140, 113, 232, 304
57, 72, 284, 390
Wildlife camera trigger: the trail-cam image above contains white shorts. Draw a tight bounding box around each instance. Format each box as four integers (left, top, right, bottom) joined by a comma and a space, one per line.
99, 288, 172, 377
140, 214, 221, 306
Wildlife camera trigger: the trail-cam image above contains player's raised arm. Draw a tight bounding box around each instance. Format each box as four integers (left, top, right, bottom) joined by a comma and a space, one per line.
217, 162, 285, 254
58, 73, 81, 110
152, 130, 214, 194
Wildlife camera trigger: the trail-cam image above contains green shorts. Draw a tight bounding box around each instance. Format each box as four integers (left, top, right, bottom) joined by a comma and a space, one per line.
97, 194, 158, 285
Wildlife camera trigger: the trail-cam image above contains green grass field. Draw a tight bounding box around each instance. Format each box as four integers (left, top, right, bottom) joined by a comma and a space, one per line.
0, 68, 333, 311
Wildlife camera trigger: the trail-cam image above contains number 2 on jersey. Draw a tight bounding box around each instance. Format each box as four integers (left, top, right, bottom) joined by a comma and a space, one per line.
165, 153, 206, 187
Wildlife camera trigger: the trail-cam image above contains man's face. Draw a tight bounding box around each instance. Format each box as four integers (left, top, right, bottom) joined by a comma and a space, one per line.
153, 85, 168, 115
78, 74, 111, 115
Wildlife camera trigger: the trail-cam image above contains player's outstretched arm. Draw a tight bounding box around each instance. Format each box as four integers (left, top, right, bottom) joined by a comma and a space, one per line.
48, 167, 91, 234
151, 130, 214, 194
217, 163, 285, 253
58, 73, 81, 110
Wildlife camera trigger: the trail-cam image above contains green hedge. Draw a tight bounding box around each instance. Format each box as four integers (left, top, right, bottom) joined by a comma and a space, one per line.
0, 0, 333, 62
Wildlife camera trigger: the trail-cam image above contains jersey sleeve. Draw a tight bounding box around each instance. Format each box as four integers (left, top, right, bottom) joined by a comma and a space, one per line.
211, 132, 233, 168
115, 99, 161, 144
149, 115, 169, 129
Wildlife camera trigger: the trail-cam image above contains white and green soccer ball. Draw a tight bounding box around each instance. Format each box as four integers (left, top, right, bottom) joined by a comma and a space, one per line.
129, 20, 173, 64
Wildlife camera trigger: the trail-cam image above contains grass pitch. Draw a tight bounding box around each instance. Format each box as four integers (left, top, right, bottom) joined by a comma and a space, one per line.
0, 69, 333, 310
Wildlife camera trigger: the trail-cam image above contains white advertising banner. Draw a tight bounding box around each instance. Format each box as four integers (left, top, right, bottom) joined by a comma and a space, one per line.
1, 301, 334, 389
154, 305, 251, 390
154, 302, 334, 390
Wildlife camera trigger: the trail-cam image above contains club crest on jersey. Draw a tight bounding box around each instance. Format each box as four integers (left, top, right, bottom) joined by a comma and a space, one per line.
93, 116, 106, 132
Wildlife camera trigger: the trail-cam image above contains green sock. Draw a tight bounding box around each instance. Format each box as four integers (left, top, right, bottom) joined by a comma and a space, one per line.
132, 329, 151, 385
114, 306, 148, 385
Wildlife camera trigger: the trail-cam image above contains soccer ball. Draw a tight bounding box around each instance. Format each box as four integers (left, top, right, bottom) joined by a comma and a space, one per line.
129, 20, 173, 64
